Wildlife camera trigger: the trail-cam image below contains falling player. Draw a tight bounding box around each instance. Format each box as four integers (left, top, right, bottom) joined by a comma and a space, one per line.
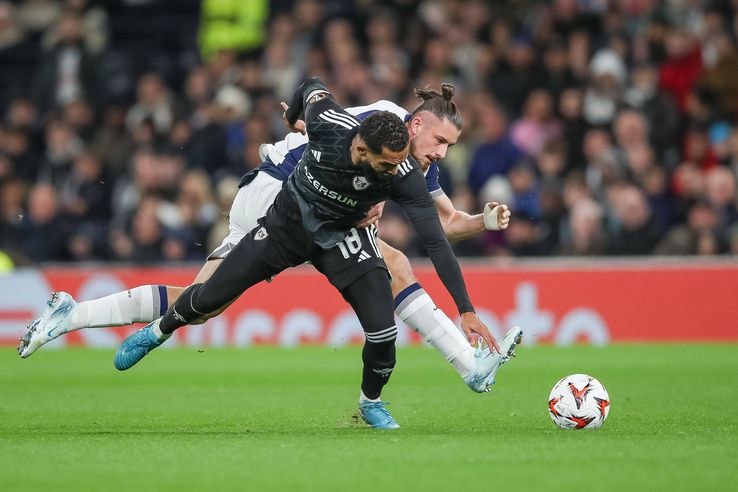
20, 81, 521, 427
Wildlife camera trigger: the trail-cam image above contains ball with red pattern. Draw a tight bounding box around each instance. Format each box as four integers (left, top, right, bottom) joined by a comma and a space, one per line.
548, 374, 610, 429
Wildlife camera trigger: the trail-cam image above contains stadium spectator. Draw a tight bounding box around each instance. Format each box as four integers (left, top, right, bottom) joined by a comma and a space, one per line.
20, 183, 71, 261
560, 198, 606, 256
0, 178, 25, 252
655, 200, 720, 255
511, 89, 564, 158
3, 0, 738, 261
59, 150, 111, 225
125, 73, 174, 135
466, 100, 521, 197
624, 63, 681, 165
606, 185, 661, 255
583, 49, 627, 126
31, 9, 99, 112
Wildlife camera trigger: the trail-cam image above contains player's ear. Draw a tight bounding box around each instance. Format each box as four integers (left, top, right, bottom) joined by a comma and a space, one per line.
409, 116, 421, 136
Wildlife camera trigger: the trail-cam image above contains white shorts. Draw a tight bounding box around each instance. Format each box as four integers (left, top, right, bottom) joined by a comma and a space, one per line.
208, 172, 284, 260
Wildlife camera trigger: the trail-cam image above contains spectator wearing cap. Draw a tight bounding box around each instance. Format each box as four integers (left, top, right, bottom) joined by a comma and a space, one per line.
583, 49, 627, 126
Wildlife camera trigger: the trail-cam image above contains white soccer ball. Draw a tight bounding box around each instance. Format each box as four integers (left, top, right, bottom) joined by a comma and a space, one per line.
548, 374, 610, 429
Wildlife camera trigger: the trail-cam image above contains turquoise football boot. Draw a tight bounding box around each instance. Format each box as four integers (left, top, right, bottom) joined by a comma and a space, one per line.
114, 321, 167, 370
359, 401, 400, 429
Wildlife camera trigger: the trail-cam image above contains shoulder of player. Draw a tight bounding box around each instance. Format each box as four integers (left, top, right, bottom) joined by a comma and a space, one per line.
313, 107, 361, 131
347, 100, 409, 121
397, 157, 420, 178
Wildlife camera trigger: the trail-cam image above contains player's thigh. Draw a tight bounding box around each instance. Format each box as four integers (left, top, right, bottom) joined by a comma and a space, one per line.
232, 172, 283, 232
378, 239, 418, 297
208, 173, 282, 260
340, 268, 396, 334
312, 226, 388, 292
194, 222, 305, 314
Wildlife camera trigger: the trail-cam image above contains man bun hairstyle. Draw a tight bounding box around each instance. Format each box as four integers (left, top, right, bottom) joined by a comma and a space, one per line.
359, 111, 410, 155
411, 82, 463, 130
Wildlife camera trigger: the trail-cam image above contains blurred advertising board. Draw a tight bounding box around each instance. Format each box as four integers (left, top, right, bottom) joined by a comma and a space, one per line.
1, 261, 736, 348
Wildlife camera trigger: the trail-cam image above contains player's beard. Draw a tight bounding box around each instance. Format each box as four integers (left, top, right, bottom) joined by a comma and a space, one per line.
357, 161, 388, 183
409, 139, 419, 165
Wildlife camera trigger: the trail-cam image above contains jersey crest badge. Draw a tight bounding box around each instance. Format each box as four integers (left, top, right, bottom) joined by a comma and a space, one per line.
254, 227, 269, 241
353, 176, 370, 190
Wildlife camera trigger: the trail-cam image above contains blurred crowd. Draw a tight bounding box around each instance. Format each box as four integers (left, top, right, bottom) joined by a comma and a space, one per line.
2, 0, 738, 265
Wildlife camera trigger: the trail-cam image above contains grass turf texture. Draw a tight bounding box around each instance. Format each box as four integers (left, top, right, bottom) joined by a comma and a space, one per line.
2, 344, 737, 491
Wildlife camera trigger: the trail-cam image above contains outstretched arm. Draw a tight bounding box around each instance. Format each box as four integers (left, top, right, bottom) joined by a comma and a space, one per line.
434, 194, 511, 241
283, 77, 331, 127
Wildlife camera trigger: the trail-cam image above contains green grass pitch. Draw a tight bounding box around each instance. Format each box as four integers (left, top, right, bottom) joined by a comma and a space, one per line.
2, 344, 737, 491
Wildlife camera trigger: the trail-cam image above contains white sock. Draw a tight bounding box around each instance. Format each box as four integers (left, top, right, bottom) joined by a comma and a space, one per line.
69, 285, 167, 331
151, 319, 170, 340
359, 390, 381, 403
395, 284, 474, 377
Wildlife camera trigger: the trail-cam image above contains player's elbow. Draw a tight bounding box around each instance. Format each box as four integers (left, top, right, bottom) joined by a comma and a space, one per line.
440, 214, 460, 241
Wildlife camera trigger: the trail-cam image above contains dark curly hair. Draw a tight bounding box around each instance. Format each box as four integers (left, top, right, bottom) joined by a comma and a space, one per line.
410, 83, 463, 130
358, 111, 409, 155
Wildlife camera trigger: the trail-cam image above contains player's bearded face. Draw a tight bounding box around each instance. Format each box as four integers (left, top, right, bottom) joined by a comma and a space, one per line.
361, 146, 409, 179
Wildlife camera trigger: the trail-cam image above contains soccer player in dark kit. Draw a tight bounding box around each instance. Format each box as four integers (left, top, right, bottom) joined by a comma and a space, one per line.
112, 78, 521, 428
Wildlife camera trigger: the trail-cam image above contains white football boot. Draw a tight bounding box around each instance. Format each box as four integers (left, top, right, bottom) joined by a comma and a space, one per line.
463, 325, 523, 393
18, 292, 78, 358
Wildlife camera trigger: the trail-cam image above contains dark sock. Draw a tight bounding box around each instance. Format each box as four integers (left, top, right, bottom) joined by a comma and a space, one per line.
360, 340, 396, 400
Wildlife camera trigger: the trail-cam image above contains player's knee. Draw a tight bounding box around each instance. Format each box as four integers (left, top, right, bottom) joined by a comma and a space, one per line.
177, 283, 214, 323
385, 250, 417, 291
166, 286, 186, 304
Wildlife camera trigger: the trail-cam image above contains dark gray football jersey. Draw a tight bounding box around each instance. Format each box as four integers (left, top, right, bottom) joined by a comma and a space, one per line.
285, 78, 429, 250
283, 78, 474, 314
